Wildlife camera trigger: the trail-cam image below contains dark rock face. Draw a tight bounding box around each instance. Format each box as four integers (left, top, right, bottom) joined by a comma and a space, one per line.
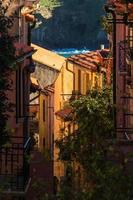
32, 0, 108, 50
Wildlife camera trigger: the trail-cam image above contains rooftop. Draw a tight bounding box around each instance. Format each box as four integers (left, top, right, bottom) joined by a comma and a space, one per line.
68, 49, 110, 71
31, 44, 66, 71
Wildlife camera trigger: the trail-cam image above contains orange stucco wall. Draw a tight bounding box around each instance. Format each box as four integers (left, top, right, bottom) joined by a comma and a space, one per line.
6, 2, 30, 139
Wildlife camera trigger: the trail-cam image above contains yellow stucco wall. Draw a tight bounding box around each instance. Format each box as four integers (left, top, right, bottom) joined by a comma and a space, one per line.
39, 91, 54, 160
53, 60, 104, 180
73, 63, 103, 94
31, 45, 65, 159
54, 71, 64, 178
54, 62, 73, 178
62, 62, 74, 101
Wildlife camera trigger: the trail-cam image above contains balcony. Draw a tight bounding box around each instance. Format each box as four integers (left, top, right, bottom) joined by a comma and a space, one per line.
55, 107, 73, 122
0, 136, 31, 196
127, 36, 133, 63
61, 91, 82, 102
119, 37, 133, 74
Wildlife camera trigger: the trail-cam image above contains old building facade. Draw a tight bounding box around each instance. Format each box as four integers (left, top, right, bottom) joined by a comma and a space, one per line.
105, 0, 133, 140
54, 49, 112, 182
0, 1, 38, 199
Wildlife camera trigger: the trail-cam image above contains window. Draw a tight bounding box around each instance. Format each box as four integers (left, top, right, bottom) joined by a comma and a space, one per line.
22, 68, 29, 139
128, 25, 133, 48
16, 66, 29, 119
86, 73, 90, 92
94, 76, 98, 89
68, 124, 71, 135
43, 137, 45, 148
16, 66, 22, 122
78, 69, 81, 93
102, 72, 106, 87
43, 100, 45, 122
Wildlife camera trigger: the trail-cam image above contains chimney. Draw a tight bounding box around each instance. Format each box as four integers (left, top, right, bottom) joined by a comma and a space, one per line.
100, 44, 104, 50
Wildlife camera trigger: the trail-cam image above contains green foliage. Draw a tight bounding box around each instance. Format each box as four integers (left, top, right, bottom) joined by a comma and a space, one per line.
31, 178, 52, 200
42, 148, 51, 161
56, 89, 114, 162
0, 2, 16, 145
101, 15, 113, 34
56, 89, 133, 200
72, 89, 114, 137
40, 0, 61, 9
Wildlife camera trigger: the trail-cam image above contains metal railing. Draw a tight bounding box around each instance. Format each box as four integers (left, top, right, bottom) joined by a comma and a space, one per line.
0, 136, 31, 193
119, 37, 133, 72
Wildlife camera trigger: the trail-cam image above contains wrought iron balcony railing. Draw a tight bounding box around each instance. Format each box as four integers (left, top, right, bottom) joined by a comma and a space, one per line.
119, 40, 128, 72
119, 37, 133, 73
0, 136, 31, 195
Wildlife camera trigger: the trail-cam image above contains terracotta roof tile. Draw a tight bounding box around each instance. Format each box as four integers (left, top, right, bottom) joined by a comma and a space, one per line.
97, 49, 110, 58
68, 49, 110, 71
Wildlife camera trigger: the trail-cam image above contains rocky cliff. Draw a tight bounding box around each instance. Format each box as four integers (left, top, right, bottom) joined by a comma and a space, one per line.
32, 0, 108, 50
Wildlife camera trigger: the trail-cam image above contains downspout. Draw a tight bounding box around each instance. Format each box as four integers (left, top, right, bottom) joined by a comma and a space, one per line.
104, 5, 117, 134
66, 60, 75, 92
28, 20, 36, 46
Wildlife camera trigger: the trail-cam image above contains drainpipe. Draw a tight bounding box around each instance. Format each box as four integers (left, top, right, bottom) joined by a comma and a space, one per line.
66, 60, 75, 92
28, 20, 36, 46
104, 5, 117, 134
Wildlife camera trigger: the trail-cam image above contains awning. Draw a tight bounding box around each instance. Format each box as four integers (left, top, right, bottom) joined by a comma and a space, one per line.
55, 108, 73, 121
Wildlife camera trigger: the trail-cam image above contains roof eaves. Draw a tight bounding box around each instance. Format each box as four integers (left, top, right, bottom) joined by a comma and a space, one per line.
68, 59, 97, 71
33, 59, 61, 72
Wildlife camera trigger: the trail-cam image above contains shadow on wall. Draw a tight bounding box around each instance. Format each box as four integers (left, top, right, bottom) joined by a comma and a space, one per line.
32, 0, 108, 49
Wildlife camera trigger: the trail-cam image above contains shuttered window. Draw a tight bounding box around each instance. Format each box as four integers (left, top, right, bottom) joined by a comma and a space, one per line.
86, 73, 90, 92
43, 100, 45, 122
78, 69, 81, 93
16, 66, 22, 122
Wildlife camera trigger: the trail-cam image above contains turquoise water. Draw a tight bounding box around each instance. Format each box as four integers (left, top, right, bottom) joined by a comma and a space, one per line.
53, 48, 90, 58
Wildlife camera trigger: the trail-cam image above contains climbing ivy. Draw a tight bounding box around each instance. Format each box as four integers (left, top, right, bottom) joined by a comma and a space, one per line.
0, 1, 16, 145
101, 15, 113, 34
56, 89, 133, 200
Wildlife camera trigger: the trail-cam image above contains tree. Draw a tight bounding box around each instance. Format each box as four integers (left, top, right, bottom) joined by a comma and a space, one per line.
0, 1, 16, 145
56, 89, 133, 200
